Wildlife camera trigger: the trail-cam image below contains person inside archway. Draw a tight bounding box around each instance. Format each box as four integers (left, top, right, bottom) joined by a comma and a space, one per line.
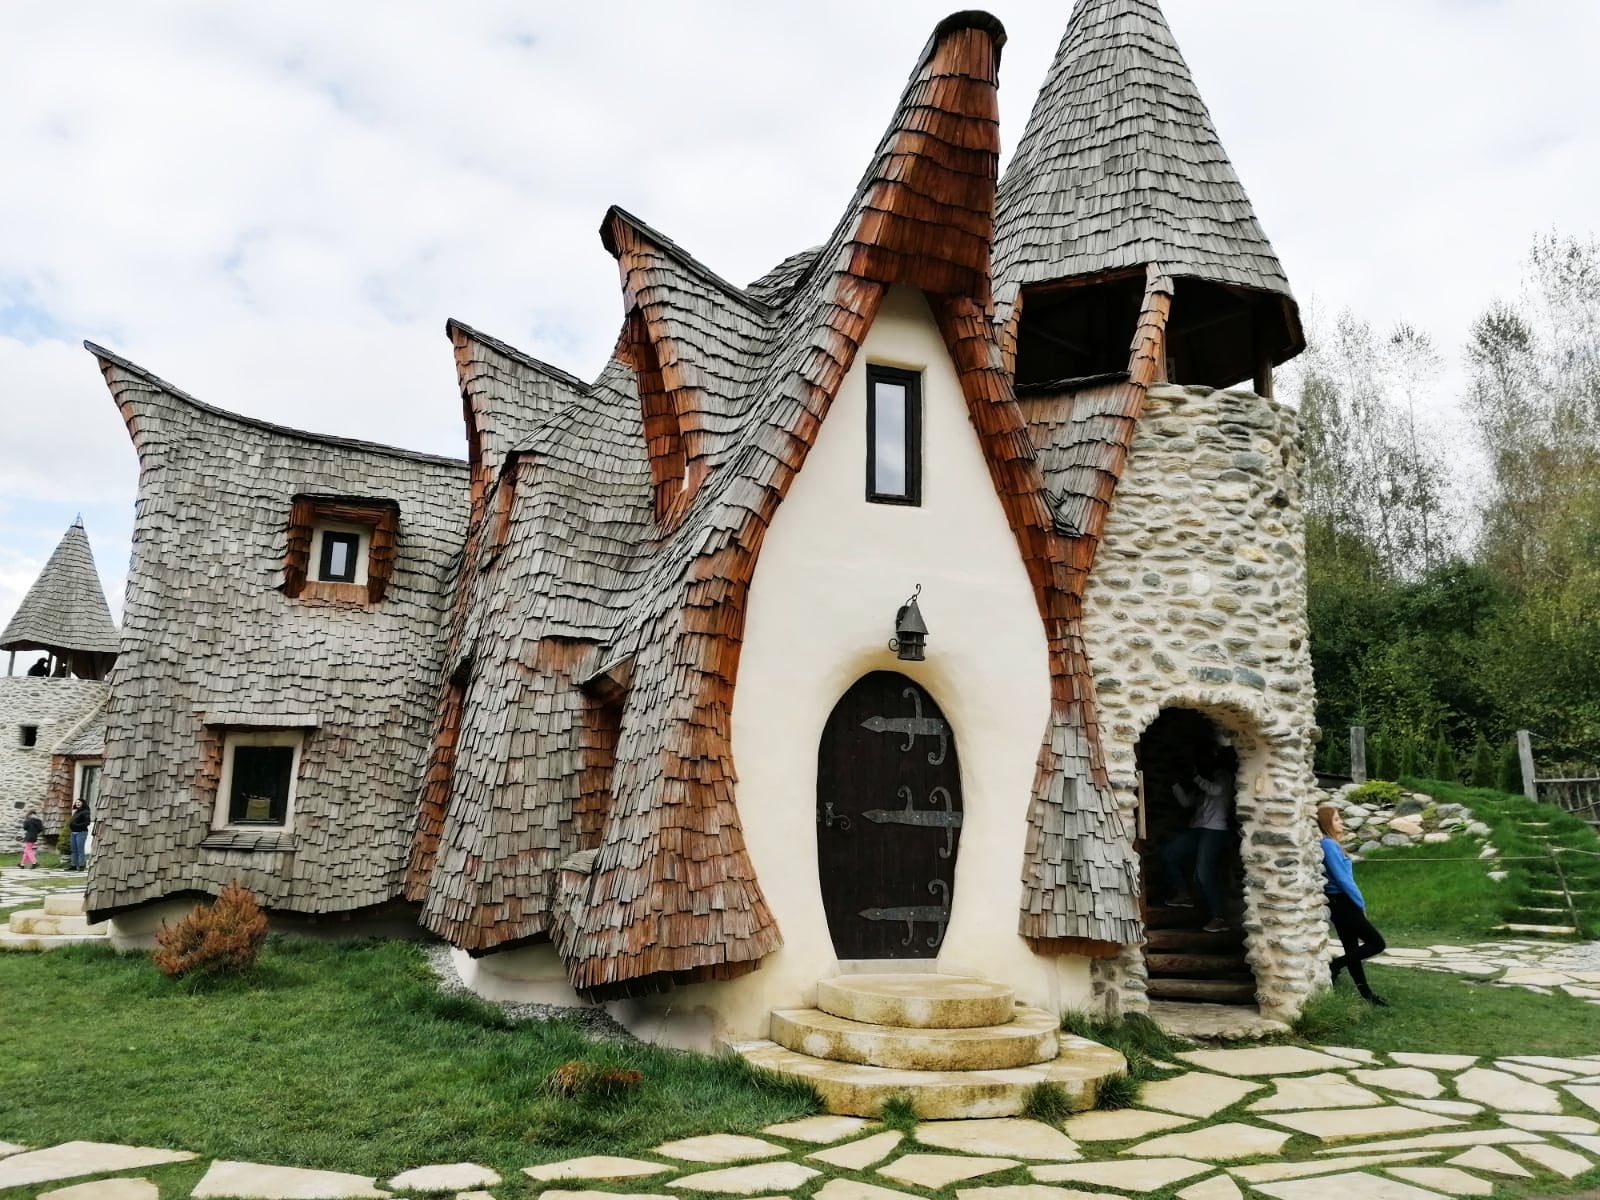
1160, 747, 1235, 933
1318, 804, 1389, 1006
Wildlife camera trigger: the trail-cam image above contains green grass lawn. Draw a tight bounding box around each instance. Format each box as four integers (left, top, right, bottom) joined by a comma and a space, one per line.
1354, 778, 1600, 942
0, 938, 817, 1180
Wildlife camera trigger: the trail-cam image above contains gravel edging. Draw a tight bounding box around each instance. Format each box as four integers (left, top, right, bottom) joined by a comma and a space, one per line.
423, 942, 637, 1041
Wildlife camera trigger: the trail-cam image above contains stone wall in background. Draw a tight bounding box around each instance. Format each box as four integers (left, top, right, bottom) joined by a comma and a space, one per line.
1082, 383, 1329, 1021
0, 678, 109, 851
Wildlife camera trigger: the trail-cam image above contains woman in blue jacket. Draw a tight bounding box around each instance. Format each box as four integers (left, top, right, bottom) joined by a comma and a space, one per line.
1317, 804, 1389, 1006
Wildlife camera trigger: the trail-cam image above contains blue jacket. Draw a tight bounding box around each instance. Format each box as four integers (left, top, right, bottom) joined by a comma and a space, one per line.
1321, 836, 1365, 909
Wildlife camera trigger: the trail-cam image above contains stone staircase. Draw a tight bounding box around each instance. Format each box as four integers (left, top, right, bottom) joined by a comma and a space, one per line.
0, 891, 110, 951
729, 974, 1125, 1119
1492, 819, 1589, 939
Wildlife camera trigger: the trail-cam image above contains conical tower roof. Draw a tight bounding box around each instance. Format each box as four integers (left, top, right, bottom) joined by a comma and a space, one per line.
993, 0, 1299, 349
1, 520, 119, 658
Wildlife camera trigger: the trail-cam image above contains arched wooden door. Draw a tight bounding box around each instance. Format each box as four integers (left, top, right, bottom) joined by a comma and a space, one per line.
816, 671, 962, 959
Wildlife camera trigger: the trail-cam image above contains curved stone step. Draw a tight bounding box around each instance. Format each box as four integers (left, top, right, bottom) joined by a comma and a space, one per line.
43, 891, 88, 916
731, 1034, 1125, 1119
8, 910, 102, 936
0, 930, 109, 952
816, 974, 1014, 1029
770, 1005, 1059, 1071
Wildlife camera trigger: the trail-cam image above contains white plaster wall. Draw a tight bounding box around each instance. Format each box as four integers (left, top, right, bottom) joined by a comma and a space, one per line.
588, 285, 1083, 1046
0, 678, 109, 849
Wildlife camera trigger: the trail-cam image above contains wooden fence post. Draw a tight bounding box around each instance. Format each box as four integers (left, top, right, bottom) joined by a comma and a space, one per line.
1349, 726, 1367, 784
1517, 729, 1539, 802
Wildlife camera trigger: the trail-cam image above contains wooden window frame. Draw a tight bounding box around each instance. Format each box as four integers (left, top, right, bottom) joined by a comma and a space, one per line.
213, 729, 304, 831
865, 365, 922, 506
316, 530, 361, 583
283, 496, 399, 604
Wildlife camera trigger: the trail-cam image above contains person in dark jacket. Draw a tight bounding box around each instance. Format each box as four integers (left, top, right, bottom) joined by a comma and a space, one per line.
1318, 803, 1389, 1006
21, 811, 44, 868
68, 799, 91, 870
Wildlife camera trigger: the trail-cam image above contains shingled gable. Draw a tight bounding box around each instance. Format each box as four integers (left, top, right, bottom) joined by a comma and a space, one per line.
82, 343, 468, 921
1, 519, 119, 674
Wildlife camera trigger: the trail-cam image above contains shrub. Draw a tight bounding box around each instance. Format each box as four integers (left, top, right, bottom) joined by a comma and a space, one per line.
1431, 731, 1459, 783
1347, 780, 1403, 808
153, 882, 269, 979
1497, 741, 1524, 795
1373, 736, 1399, 781
1398, 738, 1421, 779
1021, 1082, 1074, 1126
1469, 737, 1497, 788
541, 1060, 642, 1101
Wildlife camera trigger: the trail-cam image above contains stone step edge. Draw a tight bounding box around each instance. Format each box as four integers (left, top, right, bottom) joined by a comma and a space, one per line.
769, 1005, 1060, 1071
43, 891, 88, 916
815, 975, 1016, 1030
0, 930, 110, 952
729, 1035, 1125, 1120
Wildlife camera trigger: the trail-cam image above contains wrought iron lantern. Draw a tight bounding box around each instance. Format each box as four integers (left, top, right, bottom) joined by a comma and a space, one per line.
888, 584, 928, 662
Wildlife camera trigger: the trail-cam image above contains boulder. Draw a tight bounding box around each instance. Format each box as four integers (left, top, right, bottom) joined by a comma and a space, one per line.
1395, 796, 1426, 816
1359, 840, 1382, 855
1388, 816, 1425, 837
1381, 834, 1411, 847
1467, 821, 1491, 836
1423, 832, 1451, 844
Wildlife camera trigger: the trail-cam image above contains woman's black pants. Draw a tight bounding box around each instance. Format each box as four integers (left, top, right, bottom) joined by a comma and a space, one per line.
1328, 893, 1386, 993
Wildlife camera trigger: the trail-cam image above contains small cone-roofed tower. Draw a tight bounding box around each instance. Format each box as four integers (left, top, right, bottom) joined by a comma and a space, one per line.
994, 0, 1302, 392
0, 520, 119, 680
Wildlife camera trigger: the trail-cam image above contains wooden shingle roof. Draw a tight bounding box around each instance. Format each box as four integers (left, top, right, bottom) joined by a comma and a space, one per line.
0, 520, 119, 657
993, 0, 1296, 316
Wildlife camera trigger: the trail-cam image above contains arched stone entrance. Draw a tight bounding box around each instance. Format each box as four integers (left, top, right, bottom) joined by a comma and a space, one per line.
816, 671, 963, 960
1136, 706, 1257, 1004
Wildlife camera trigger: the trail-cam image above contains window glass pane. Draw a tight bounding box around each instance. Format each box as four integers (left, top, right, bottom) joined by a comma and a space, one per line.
229, 745, 295, 825
328, 538, 350, 579
80, 765, 100, 803
318, 531, 360, 582
873, 381, 908, 497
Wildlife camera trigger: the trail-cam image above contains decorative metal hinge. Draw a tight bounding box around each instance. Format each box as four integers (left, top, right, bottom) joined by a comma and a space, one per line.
817, 801, 852, 831
860, 688, 948, 764
859, 879, 950, 947
863, 786, 961, 858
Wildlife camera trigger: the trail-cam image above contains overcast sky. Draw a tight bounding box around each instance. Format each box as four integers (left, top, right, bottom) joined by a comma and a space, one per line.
2, 0, 1596, 635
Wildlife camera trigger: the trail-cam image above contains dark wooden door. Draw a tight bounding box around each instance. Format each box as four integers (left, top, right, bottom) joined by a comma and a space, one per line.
817, 671, 962, 959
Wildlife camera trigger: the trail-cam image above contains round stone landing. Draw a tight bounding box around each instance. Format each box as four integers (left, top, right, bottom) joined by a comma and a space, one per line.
817, 974, 1015, 1029
730, 1033, 1125, 1119
770, 1005, 1060, 1071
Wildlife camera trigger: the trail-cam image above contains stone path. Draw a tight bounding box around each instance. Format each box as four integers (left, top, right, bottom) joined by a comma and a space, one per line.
0, 865, 82, 911
6, 1043, 1600, 1198
1375, 937, 1600, 1003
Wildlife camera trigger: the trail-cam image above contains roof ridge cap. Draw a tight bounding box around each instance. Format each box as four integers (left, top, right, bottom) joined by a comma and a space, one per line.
600, 206, 774, 318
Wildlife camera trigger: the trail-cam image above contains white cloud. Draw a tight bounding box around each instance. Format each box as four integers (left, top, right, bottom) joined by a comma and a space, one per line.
1, 0, 1596, 614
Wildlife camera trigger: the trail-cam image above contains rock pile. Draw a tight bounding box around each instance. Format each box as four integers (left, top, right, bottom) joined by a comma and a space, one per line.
1320, 784, 1491, 859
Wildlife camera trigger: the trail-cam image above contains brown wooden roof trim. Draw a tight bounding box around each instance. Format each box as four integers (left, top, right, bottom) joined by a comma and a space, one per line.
282, 495, 401, 604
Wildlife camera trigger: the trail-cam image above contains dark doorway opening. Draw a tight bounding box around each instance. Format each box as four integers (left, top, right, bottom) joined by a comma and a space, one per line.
1136, 707, 1257, 1005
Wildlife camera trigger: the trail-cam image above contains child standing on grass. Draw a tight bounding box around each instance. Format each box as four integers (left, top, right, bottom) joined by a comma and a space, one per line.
20, 811, 43, 868
1318, 803, 1389, 1007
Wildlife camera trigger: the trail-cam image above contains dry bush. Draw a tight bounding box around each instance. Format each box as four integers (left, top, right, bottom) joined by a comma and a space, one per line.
542, 1060, 643, 1100
153, 882, 270, 978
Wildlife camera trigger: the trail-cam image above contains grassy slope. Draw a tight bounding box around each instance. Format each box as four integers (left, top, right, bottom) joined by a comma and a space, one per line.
0, 939, 816, 1179
1354, 778, 1600, 942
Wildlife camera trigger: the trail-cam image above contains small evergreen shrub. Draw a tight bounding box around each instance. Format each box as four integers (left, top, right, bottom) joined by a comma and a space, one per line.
1347, 780, 1403, 808
1373, 736, 1399, 781
542, 1060, 643, 1100
1497, 741, 1524, 794
1470, 737, 1497, 788
1431, 731, 1459, 783
153, 882, 269, 979
1398, 738, 1421, 779
1021, 1082, 1074, 1126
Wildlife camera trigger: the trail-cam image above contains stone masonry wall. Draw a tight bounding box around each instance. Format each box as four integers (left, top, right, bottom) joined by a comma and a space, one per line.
1082, 383, 1329, 1021
0, 678, 109, 849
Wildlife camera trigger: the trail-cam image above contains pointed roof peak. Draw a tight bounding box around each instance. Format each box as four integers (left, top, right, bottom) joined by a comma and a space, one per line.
994, 0, 1299, 347
1, 520, 120, 659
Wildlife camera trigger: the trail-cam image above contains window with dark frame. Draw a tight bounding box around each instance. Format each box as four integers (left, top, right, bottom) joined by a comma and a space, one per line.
227, 745, 295, 826
866, 365, 922, 505
19, 725, 38, 748
317, 531, 361, 583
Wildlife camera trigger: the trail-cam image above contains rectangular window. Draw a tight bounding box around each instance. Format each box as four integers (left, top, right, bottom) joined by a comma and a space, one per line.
77, 762, 101, 805
214, 730, 304, 830
866, 365, 921, 505
19, 725, 38, 748
317, 530, 361, 583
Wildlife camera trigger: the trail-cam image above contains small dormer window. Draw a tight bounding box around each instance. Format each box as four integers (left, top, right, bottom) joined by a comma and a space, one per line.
316, 529, 363, 583
283, 496, 398, 603
866, 365, 922, 506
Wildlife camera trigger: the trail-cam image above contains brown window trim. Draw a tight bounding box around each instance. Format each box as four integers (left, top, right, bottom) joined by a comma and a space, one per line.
866, 364, 922, 506
283, 496, 400, 603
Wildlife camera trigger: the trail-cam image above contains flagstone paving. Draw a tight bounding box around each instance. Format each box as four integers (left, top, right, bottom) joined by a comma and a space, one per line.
7, 1039, 1600, 1199
1374, 936, 1600, 1005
